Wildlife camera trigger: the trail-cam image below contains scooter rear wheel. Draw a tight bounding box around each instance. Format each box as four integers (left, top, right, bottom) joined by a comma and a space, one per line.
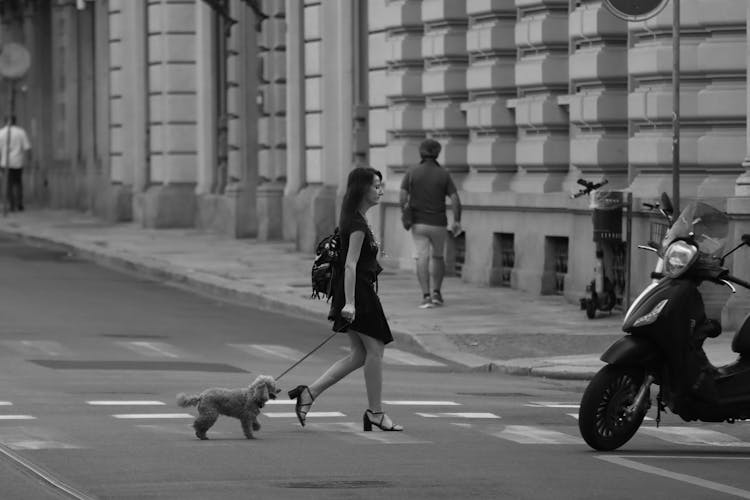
579, 365, 648, 451
585, 293, 597, 319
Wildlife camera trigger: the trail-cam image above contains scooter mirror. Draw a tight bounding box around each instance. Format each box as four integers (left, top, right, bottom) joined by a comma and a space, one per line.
742, 234, 750, 246
660, 193, 673, 215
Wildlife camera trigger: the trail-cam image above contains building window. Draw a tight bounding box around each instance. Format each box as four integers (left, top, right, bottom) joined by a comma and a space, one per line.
491, 232, 514, 287
545, 236, 568, 295
212, 2, 232, 194
447, 232, 466, 278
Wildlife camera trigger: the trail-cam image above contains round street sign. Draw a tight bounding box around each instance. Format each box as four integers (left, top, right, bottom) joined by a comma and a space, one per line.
0, 43, 30, 80
603, 0, 670, 21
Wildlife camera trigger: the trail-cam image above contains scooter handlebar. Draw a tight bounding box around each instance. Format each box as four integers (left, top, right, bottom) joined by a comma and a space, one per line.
724, 274, 750, 290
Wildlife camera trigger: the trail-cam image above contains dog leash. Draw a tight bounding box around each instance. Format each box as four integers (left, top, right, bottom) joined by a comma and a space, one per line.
275, 332, 338, 381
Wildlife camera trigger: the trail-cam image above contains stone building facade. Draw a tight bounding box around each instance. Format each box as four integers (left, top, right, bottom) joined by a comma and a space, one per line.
4, 0, 750, 324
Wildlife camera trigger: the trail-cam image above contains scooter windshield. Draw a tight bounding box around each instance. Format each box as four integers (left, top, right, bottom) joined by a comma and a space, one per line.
662, 202, 729, 257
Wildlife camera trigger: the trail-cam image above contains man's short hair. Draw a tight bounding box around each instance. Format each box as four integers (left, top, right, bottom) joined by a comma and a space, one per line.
419, 138, 441, 159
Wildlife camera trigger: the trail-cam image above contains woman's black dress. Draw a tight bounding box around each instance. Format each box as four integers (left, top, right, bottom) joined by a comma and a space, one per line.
328, 212, 393, 344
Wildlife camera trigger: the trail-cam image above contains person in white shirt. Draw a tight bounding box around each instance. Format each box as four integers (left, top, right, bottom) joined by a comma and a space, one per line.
0, 116, 31, 211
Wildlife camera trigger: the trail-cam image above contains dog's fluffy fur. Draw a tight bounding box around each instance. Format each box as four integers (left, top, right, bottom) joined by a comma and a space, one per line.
176, 375, 281, 440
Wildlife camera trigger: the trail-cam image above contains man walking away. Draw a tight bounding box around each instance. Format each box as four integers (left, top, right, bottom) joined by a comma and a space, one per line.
0, 116, 31, 212
399, 138, 462, 308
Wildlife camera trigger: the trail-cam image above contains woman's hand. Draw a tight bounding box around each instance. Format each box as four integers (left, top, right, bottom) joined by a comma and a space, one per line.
341, 303, 356, 323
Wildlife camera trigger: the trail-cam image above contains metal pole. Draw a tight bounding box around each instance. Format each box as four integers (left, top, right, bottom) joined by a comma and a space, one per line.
2, 82, 15, 217
625, 192, 633, 310
672, 0, 680, 215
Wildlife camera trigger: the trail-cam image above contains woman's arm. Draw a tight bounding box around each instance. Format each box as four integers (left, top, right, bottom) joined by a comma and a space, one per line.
342, 230, 365, 318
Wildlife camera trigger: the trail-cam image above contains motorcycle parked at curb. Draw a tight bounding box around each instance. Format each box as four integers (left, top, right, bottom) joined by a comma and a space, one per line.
578, 199, 750, 451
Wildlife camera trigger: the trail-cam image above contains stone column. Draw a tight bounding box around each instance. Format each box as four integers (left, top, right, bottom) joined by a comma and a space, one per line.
257, 2, 286, 240
735, 1, 750, 197
283, 0, 305, 240
462, 1, 517, 193
92, 2, 111, 216
23, 3, 52, 208
195, 3, 216, 198
194, 0, 260, 237
724, 1, 750, 330
508, 0, 569, 194
366, 0, 389, 176
217, 0, 260, 238
226, 1, 260, 238
334, 0, 355, 191
564, 2, 628, 192
422, 0, 469, 184
106, 1, 143, 221
629, 1, 745, 200
134, 0, 198, 228
383, 1, 423, 184
293, 0, 349, 252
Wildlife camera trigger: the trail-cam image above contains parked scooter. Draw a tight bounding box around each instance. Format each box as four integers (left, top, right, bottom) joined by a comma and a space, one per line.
578, 199, 750, 451
638, 192, 675, 283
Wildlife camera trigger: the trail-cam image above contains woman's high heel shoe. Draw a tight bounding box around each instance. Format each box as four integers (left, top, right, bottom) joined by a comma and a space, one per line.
288, 385, 314, 427
363, 409, 403, 432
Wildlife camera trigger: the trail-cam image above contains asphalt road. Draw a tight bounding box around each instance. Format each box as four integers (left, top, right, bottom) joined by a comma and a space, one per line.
3, 235, 750, 499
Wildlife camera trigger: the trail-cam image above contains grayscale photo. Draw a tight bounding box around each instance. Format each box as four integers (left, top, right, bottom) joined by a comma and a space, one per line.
0, 0, 749, 498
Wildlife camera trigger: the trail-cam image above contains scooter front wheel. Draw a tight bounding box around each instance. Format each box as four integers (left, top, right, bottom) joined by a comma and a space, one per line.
578, 365, 648, 451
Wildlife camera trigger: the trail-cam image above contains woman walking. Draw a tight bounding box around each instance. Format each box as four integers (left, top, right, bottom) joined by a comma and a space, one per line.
288, 167, 403, 432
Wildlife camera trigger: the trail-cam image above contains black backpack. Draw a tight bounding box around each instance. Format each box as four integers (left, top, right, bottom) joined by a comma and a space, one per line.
311, 228, 341, 300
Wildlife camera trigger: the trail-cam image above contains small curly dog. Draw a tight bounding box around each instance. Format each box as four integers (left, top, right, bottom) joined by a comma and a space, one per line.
176, 375, 281, 440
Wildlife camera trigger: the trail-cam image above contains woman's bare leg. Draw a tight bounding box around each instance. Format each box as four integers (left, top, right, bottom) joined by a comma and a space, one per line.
355, 333, 385, 412
307, 333, 365, 400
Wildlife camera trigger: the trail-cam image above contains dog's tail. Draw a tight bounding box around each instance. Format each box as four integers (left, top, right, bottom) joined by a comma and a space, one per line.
176, 393, 200, 407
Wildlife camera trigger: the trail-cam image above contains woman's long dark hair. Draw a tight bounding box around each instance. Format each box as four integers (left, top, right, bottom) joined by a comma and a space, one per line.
339, 166, 382, 228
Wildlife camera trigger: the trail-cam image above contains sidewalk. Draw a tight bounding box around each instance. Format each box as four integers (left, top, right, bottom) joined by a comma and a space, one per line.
0, 209, 736, 380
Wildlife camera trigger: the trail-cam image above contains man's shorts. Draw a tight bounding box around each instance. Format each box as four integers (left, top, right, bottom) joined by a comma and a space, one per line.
412, 223, 447, 260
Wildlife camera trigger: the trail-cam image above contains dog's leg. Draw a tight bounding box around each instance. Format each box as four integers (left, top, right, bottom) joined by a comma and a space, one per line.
241, 417, 255, 439
193, 410, 218, 440
252, 419, 261, 431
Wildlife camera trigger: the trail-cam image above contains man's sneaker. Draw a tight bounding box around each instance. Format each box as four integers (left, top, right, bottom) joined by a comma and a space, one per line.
419, 296, 435, 309
431, 290, 444, 306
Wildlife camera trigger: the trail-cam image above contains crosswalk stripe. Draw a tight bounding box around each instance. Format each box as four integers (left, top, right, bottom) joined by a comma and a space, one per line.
264, 412, 346, 419
566, 412, 653, 421
112, 413, 193, 419
117, 341, 181, 359
340, 346, 445, 367
0, 415, 35, 420
309, 423, 431, 444
266, 400, 295, 405
5, 439, 81, 450
88, 401, 165, 406
135, 424, 218, 435
417, 412, 499, 419
1, 340, 69, 356
0, 402, 12, 406
229, 344, 308, 361
0, 428, 83, 452
384, 401, 460, 406
493, 425, 580, 444
526, 402, 579, 408
641, 426, 750, 447
383, 349, 445, 367
357, 431, 430, 444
